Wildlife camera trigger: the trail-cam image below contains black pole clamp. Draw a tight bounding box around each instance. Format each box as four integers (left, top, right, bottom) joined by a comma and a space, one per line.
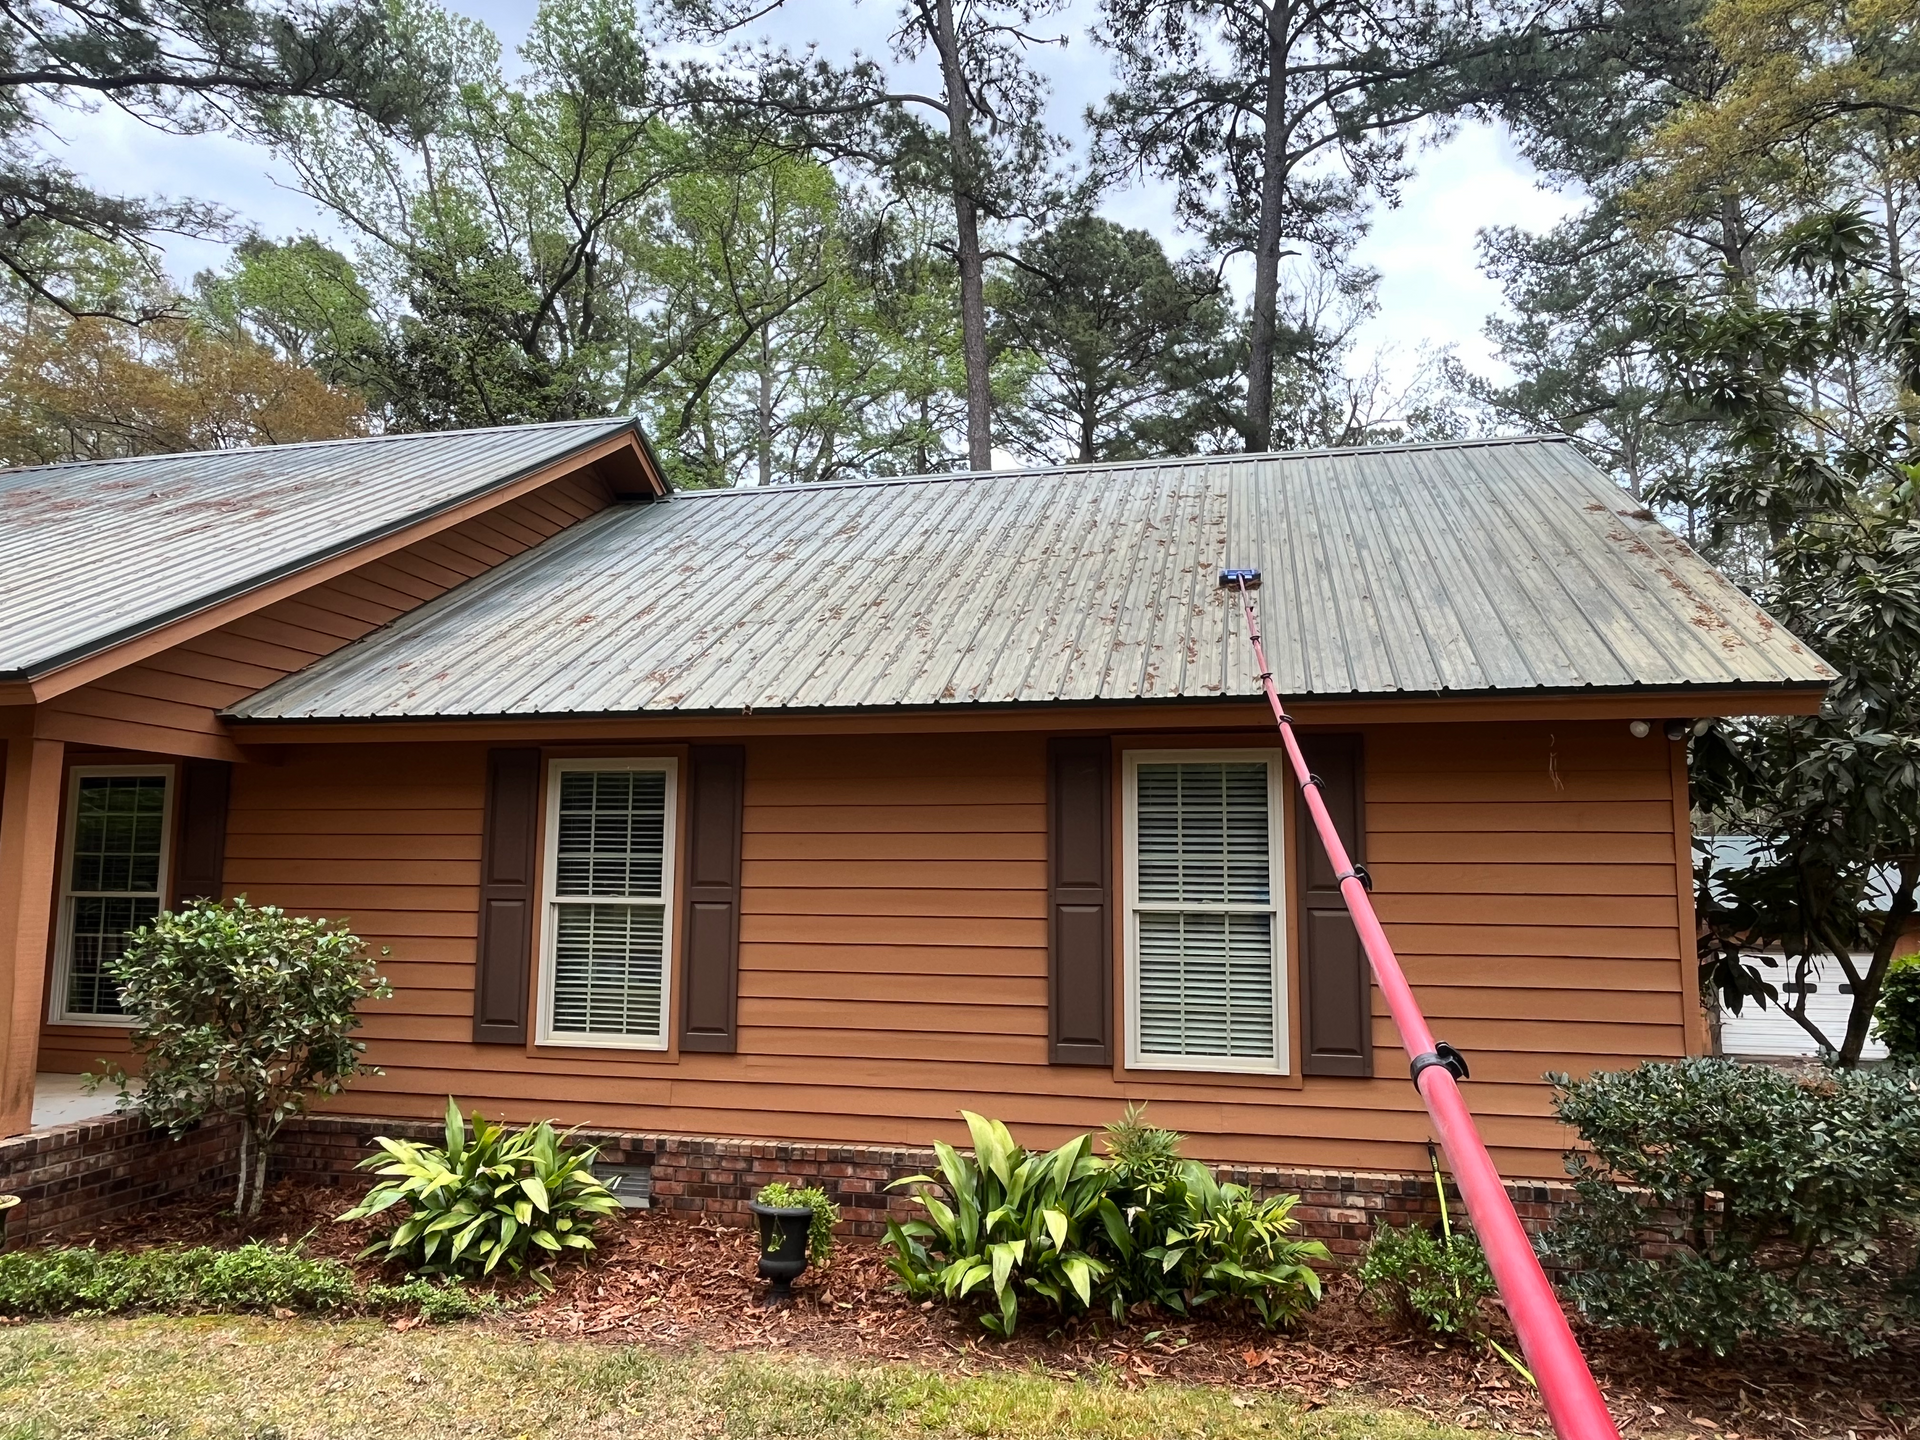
1335, 864, 1373, 891
1409, 1041, 1470, 1089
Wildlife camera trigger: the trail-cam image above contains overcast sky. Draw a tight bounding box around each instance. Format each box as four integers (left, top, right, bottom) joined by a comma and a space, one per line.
42, 0, 1582, 382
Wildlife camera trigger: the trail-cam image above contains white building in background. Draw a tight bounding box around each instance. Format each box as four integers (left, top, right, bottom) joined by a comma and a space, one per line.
1702, 835, 1897, 1062
1717, 955, 1889, 1061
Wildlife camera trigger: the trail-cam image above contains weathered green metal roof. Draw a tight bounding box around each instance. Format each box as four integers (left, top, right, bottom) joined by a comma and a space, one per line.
0, 417, 642, 678
227, 436, 1834, 721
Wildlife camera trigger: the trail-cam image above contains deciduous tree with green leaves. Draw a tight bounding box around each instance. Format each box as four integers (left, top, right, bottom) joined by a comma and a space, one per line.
100, 897, 391, 1218
1654, 210, 1920, 1065
672, 0, 1068, 470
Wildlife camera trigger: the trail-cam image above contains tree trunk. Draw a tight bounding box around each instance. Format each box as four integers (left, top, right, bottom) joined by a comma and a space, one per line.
234, 1123, 252, 1217
1840, 858, 1919, 1067
757, 326, 774, 487
248, 1131, 269, 1220
931, 0, 994, 470
1244, 0, 1294, 455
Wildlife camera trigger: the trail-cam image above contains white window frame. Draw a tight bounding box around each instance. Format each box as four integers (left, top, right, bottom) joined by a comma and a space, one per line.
537, 756, 680, 1051
1122, 748, 1289, 1075
49, 763, 176, 1027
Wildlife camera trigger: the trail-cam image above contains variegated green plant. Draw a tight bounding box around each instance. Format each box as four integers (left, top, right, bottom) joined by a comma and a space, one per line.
339, 1098, 618, 1287
882, 1110, 1124, 1336
1139, 1161, 1329, 1328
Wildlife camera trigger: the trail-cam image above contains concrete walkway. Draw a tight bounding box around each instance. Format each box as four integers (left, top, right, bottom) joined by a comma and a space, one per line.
29, 1073, 128, 1131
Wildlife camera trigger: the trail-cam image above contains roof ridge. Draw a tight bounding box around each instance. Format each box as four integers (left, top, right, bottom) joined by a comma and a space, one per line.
672, 433, 1573, 499
0, 415, 637, 482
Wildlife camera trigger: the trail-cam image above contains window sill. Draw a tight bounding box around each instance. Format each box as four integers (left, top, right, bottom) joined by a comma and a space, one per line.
535, 1033, 670, 1053
1124, 1055, 1290, 1078
46, 1014, 139, 1030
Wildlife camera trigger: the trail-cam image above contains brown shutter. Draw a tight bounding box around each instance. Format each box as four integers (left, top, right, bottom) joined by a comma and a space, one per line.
170, 759, 231, 907
1297, 733, 1372, 1075
1048, 737, 1112, 1065
680, 744, 745, 1053
474, 747, 540, 1045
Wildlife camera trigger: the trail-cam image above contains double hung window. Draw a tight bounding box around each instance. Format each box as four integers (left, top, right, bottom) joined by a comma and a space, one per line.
53, 767, 173, 1024
1124, 752, 1286, 1072
539, 759, 678, 1048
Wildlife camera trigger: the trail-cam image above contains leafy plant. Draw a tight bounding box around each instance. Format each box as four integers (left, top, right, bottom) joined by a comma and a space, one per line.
1875, 955, 1920, 1061
1100, 1106, 1327, 1328
97, 897, 390, 1218
1359, 1223, 1494, 1337
1100, 1103, 1192, 1310
0, 1243, 356, 1315
884, 1111, 1122, 1336
0, 1243, 499, 1321
1546, 1058, 1920, 1355
887, 1108, 1329, 1335
363, 1276, 504, 1323
1103, 1103, 1185, 1189
339, 1097, 619, 1287
1133, 1164, 1328, 1329
1655, 210, 1920, 1068
755, 1182, 839, 1270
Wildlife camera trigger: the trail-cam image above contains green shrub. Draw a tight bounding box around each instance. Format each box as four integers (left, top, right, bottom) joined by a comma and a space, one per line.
0, 1243, 497, 1321
0, 1243, 357, 1316
364, 1276, 503, 1323
1134, 1164, 1327, 1328
1358, 1223, 1495, 1337
340, 1097, 619, 1286
884, 1111, 1121, 1336
1100, 1104, 1187, 1307
755, 1181, 839, 1270
1546, 1058, 1920, 1355
1875, 955, 1920, 1060
1100, 1106, 1327, 1328
100, 897, 390, 1218
885, 1108, 1328, 1335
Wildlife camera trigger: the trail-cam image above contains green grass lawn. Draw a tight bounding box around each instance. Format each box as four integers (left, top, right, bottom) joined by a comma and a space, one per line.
0, 1316, 1487, 1440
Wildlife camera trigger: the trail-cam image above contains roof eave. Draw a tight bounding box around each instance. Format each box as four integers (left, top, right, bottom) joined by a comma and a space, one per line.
219, 677, 1834, 734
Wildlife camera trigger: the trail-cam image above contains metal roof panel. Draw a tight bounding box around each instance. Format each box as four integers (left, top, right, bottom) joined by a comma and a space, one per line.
227, 436, 1835, 721
0, 417, 638, 677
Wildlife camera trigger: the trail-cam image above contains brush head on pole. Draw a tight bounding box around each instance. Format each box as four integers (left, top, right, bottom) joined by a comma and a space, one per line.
1219, 568, 1263, 589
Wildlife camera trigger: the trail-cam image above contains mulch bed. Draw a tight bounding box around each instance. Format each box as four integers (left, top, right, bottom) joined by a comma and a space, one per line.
55, 1182, 1920, 1440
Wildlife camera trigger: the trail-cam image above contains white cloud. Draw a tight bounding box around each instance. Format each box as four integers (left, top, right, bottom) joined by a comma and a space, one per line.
1347, 121, 1584, 377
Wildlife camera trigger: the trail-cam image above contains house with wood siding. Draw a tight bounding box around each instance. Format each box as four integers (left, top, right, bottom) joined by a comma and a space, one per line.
0, 421, 1834, 1182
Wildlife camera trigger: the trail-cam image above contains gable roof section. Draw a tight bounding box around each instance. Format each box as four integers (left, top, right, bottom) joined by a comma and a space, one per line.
227, 436, 1834, 722
0, 417, 656, 683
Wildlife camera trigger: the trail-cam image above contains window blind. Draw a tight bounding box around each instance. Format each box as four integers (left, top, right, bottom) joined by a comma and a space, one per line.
549, 768, 670, 1042
1133, 761, 1277, 1063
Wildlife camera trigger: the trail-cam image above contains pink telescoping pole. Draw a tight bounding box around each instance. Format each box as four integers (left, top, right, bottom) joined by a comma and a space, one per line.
1222, 570, 1620, 1440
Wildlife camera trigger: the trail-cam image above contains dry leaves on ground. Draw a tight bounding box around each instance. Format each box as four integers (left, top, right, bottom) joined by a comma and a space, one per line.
59, 1183, 1920, 1440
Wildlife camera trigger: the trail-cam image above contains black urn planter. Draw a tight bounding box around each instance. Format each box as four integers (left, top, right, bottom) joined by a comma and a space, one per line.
749, 1200, 814, 1305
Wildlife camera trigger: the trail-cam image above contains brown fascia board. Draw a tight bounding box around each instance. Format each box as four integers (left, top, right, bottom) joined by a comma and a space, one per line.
218, 680, 1832, 747
9, 428, 665, 706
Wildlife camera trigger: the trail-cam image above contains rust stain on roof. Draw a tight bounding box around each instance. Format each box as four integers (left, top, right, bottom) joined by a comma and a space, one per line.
226, 436, 1835, 721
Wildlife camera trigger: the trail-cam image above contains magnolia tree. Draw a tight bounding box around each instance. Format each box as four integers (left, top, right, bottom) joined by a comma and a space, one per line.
1653, 212, 1920, 1065
102, 897, 391, 1218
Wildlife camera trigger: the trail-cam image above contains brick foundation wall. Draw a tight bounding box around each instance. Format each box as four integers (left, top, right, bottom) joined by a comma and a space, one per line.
0, 1110, 1583, 1258
0, 1112, 237, 1247
275, 1115, 1581, 1261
